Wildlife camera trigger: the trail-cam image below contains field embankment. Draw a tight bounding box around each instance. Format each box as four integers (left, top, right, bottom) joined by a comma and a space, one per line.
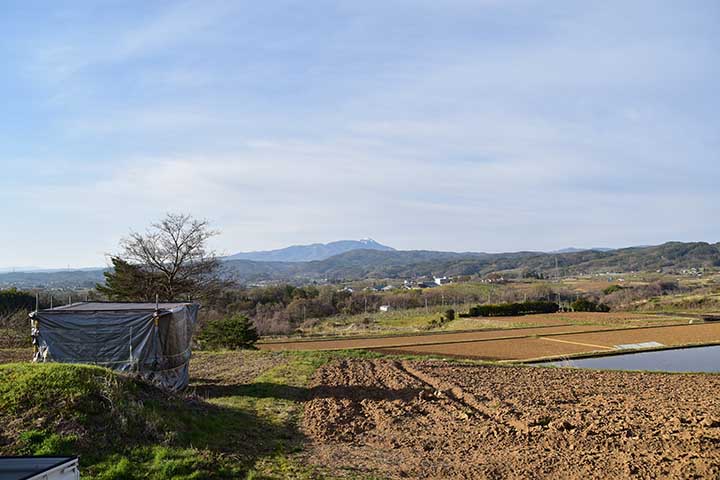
0, 361, 288, 478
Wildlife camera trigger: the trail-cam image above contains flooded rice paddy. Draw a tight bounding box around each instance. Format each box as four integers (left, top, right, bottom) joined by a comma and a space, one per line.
541, 345, 720, 373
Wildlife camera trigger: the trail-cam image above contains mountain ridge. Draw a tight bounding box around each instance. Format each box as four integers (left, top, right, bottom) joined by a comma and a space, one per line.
225, 238, 394, 262
1, 241, 718, 289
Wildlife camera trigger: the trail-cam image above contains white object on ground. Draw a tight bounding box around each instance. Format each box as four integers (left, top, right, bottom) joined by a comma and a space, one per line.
613, 341, 664, 350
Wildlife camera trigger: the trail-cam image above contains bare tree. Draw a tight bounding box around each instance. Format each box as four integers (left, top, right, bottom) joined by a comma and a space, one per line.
103, 213, 228, 301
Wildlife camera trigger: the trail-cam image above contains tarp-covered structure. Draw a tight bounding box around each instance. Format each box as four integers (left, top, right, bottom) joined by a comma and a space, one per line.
30, 302, 199, 391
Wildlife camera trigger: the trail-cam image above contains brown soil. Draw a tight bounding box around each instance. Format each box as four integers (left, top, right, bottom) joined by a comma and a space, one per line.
303, 359, 720, 479
188, 350, 286, 396
376, 323, 720, 361
543, 312, 686, 326
259, 324, 618, 352
0, 348, 31, 364
556, 323, 720, 350
375, 337, 598, 360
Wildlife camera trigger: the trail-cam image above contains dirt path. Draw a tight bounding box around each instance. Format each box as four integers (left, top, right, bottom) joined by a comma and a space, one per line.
0, 348, 31, 364
303, 359, 720, 479
188, 350, 287, 397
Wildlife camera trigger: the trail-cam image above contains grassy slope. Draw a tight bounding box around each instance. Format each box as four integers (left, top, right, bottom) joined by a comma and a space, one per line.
0, 351, 382, 480
630, 291, 720, 313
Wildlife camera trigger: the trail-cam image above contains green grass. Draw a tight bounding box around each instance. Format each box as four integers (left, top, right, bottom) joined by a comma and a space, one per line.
632, 291, 720, 313
299, 305, 450, 335
299, 304, 510, 337
0, 362, 248, 478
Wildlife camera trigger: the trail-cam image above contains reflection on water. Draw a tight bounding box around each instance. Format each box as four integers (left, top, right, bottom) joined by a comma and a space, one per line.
541, 345, 720, 373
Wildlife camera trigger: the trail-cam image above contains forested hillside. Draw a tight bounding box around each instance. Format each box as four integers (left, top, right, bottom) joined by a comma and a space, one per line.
1, 242, 718, 288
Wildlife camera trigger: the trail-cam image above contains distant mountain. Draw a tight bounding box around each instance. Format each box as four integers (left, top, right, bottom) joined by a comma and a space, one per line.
0, 266, 102, 274
3, 241, 719, 289
221, 242, 720, 284
225, 239, 395, 262
0, 268, 106, 289
550, 247, 614, 254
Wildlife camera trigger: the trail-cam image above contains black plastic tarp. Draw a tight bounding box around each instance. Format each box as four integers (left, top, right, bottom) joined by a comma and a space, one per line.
30, 302, 199, 391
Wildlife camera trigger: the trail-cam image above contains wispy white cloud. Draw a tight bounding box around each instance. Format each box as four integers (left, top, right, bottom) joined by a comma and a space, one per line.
28, 1, 237, 81
1, 0, 718, 266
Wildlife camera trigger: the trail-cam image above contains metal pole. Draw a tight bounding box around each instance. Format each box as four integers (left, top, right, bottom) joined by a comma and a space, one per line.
35, 293, 39, 312
129, 326, 134, 368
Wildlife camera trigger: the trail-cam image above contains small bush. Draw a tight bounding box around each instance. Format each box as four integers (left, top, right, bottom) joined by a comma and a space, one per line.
444, 309, 455, 321
571, 298, 610, 312
0, 309, 32, 348
18, 430, 77, 456
603, 284, 624, 295
465, 301, 559, 317
199, 314, 259, 350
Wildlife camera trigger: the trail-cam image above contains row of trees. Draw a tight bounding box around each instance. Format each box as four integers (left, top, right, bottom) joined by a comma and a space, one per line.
0, 288, 35, 316
570, 298, 611, 312
464, 301, 560, 318
0, 289, 36, 348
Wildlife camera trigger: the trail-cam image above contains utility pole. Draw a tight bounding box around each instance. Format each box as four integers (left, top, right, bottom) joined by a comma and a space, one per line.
555, 255, 560, 282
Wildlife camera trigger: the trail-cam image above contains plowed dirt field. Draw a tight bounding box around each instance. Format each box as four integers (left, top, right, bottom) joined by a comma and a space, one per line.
303, 359, 720, 479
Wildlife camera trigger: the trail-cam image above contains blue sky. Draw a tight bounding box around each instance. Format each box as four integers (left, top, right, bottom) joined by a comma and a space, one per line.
1, 1, 718, 268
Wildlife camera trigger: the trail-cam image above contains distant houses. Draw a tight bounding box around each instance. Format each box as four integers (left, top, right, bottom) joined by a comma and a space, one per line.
347, 276, 457, 294
363, 284, 398, 292
402, 276, 454, 289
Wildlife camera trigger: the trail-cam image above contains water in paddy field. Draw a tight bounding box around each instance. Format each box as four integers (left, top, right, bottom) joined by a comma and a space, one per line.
540, 345, 720, 373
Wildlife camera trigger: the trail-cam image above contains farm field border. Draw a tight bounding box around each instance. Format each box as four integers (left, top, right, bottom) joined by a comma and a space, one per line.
260, 311, 685, 345
258, 324, 625, 352
259, 320, 697, 353
370, 323, 720, 362
519, 340, 720, 364
257, 315, 584, 344
259, 322, 577, 345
